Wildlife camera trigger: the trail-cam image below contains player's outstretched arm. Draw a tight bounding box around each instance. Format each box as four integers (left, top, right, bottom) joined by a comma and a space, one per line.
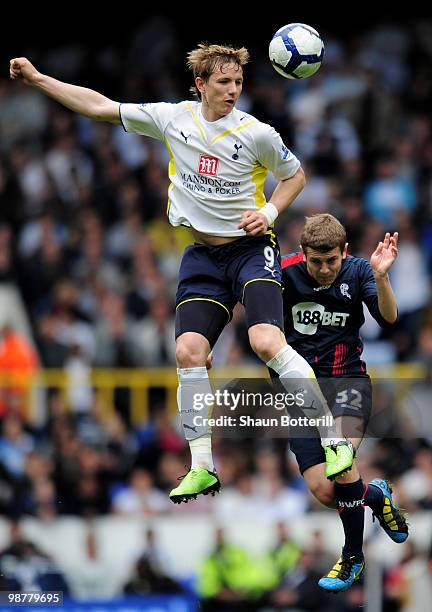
10, 57, 120, 124
238, 167, 306, 236
370, 232, 398, 324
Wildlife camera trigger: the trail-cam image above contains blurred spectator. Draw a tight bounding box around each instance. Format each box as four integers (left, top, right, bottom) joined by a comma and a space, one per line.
0, 159, 24, 230
19, 224, 66, 313
71, 213, 124, 296
214, 471, 308, 522
259, 473, 309, 521
126, 235, 167, 319
0, 520, 69, 593
0, 461, 20, 517
93, 290, 142, 367
364, 153, 417, 225
66, 527, 119, 600
45, 131, 94, 207
384, 541, 432, 612
9, 143, 53, 217
36, 314, 68, 367
47, 279, 95, 362
73, 445, 112, 517
0, 414, 34, 478
19, 451, 57, 520
106, 179, 144, 262
298, 105, 360, 171
0, 79, 48, 151
0, 224, 17, 284
136, 406, 185, 472
130, 527, 170, 573
27, 479, 58, 521
290, 78, 327, 131
197, 527, 275, 612
18, 210, 67, 259
417, 323, 432, 373
263, 549, 332, 612
398, 445, 432, 511
389, 219, 431, 360
65, 344, 93, 413
0, 325, 38, 372
0, 324, 38, 416
213, 473, 267, 521
101, 410, 138, 476
52, 436, 112, 517
123, 527, 183, 596
267, 522, 300, 581
308, 530, 337, 577
111, 468, 169, 516
134, 294, 176, 366
249, 79, 294, 147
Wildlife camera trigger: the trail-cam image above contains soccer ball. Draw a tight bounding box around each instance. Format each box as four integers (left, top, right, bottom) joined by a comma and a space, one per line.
269, 23, 324, 79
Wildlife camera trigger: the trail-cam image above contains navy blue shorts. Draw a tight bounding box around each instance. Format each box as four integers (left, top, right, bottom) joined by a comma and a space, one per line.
176, 232, 282, 326
289, 376, 372, 474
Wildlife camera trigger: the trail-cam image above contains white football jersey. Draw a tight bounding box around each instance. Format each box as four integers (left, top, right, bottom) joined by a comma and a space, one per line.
120, 101, 300, 236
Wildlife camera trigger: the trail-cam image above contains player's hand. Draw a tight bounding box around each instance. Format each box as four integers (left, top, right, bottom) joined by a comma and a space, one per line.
9, 57, 40, 85
238, 210, 268, 237
370, 232, 398, 276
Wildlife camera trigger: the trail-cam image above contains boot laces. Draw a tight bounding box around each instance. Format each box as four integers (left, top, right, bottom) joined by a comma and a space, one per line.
338, 556, 358, 581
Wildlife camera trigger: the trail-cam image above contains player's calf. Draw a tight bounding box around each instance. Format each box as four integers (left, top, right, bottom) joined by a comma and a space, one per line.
303, 464, 336, 508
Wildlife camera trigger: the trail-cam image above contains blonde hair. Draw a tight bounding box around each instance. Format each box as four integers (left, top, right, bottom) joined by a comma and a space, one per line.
301, 214, 347, 254
187, 43, 249, 98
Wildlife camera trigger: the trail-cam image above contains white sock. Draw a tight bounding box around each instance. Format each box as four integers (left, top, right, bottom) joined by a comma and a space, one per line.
321, 437, 345, 447
189, 435, 213, 471
177, 366, 214, 471
266, 346, 345, 447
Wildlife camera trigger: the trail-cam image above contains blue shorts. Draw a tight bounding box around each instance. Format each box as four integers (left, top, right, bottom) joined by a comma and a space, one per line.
176, 233, 282, 324
289, 376, 372, 474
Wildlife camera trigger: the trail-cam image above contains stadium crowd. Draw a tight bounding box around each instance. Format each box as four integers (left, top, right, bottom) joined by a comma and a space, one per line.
1, 16, 432, 610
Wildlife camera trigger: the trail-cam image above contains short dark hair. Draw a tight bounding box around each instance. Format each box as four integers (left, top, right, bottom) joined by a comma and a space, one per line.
300, 214, 347, 254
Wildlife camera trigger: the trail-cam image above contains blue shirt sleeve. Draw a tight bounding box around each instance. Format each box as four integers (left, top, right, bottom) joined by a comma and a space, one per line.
359, 259, 397, 328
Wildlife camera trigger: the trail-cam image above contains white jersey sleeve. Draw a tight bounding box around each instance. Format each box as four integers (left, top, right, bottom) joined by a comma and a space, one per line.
119, 102, 177, 140
255, 124, 300, 181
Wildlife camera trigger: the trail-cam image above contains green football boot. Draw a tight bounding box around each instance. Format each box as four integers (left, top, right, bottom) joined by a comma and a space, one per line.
169, 467, 221, 504
325, 440, 355, 480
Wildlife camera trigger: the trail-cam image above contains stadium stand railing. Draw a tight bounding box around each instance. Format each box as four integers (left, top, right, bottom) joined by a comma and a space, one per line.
0, 363, 428, 425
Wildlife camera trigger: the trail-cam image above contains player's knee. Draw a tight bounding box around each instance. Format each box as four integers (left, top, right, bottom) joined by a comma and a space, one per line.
309, 480, 335, 508
176, 333, 209, 368
248, 324, 284, 362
